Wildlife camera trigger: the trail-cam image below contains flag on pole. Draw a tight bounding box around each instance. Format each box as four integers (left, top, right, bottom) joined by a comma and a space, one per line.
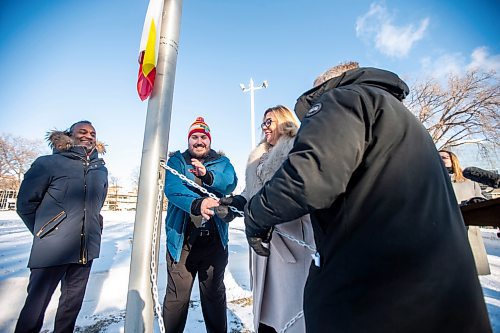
137, 0, 164, 101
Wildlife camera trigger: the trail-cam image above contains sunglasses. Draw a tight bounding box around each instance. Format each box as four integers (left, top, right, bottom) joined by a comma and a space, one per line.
260, 118, 274, 129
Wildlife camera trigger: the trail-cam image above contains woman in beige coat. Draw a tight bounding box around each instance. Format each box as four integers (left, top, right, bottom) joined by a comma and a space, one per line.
439, 150, 490, 275
241, 105, 315, 333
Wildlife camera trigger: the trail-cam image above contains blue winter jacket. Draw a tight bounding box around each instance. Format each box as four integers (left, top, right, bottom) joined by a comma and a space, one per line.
164, 150, 237, 262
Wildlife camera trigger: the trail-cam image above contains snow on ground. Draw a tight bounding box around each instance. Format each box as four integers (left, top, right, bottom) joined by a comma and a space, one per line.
0, 211, 499, 332
0, 211, 253, 333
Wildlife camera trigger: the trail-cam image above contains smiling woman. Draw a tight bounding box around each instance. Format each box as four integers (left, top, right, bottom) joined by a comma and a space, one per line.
261, 114, 278, 146
236, 104, 315, 333
259, 106, 298, 147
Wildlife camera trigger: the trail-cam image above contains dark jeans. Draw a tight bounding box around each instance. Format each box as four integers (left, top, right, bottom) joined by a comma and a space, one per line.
14, 261, 93, 333
163, 231, 228, 333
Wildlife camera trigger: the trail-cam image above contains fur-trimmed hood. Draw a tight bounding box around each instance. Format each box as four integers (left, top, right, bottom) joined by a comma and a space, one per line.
46, 130, 106, 154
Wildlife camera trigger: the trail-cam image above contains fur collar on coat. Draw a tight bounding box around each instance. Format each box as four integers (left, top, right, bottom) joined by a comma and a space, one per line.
46, 130, 106, 154
243, 122, 297, 200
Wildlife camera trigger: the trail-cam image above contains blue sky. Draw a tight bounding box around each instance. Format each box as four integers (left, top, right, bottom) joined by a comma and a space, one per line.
1, 0, 499, 189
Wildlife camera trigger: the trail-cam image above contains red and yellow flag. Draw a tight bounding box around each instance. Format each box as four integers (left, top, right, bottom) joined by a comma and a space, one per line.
137, 0, 164, 101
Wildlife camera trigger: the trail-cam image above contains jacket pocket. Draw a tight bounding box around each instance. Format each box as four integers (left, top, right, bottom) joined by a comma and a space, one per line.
36, 211, 67, 238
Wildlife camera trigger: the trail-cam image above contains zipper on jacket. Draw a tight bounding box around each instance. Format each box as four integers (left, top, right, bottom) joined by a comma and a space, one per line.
79, 156, 89, 264
36, 211, 66, 237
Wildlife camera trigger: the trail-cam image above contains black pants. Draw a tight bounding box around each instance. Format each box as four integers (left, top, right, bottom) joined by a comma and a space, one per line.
258, 323, 277, 333
163, 232, 228, 333
14, 261, 93, 333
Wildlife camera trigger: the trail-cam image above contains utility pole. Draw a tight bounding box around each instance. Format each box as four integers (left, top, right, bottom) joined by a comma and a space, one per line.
240, 78, 268, 148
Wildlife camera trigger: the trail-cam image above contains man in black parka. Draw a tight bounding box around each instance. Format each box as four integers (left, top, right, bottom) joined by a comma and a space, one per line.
15, 120, 108, 333
243, 63, 492, 332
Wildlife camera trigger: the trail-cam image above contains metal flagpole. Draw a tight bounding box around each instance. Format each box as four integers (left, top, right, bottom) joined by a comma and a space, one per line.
125, 0, 183, 332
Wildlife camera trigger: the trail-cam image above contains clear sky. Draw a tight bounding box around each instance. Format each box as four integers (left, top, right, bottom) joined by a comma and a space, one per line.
1, 0, 499, 190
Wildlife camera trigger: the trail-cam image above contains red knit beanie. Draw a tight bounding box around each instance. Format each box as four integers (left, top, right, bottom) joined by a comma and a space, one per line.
188, 117, 211, 141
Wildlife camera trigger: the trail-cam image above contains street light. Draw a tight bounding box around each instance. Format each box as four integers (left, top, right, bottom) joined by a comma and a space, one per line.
240, 78, 268, 148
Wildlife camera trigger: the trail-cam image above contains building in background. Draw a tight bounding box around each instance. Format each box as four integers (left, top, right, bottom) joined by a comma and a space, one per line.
104, 187, 138, 211
0, 189, 17, 210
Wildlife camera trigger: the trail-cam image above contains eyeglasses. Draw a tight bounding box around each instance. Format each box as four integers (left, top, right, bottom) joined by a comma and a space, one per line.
260, 118, 273, 129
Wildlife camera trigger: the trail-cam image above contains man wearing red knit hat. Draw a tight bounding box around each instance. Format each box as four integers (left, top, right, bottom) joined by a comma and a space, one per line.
162, 116, 238, 333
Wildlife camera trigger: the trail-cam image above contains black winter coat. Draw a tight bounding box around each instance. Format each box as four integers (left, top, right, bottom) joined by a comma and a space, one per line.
17, 138, 108, 268
246, 68, 491, 332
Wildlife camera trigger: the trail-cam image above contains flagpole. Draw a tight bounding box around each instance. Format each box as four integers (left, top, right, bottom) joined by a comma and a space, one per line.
125, 0, 183, 332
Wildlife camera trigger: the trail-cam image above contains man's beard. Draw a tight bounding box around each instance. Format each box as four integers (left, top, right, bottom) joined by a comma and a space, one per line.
189, 144, 209, 159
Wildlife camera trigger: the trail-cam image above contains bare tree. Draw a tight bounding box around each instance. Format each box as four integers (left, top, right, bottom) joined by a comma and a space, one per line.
405, 70, 500, 150
0, 134, 43, 190
108, 176, 121, 211
130, 166, 140, 193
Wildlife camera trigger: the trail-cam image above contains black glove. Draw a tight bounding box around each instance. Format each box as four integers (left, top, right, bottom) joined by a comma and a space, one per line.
214, 195, 247, 223
460, 196, 487, 207
244, 212, 273, 257
246, 232, 273, 257
219, 195, 247, 217
214, 205, 237, 223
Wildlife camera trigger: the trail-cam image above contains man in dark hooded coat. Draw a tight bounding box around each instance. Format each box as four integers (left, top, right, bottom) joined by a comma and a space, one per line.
15, 120, 108, 333
241, 63, 491, 332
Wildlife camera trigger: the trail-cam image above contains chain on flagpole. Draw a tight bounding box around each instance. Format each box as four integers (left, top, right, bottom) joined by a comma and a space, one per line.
154, 160, 315, 332
151, 171, 166, 333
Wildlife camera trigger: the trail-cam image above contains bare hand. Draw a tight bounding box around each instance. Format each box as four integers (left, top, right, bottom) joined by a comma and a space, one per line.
189, 159, 207, 177
200, 198, 219, 220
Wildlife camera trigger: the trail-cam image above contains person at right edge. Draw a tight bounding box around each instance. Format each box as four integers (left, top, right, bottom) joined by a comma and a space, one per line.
439, 149, 490, 275
241, 62, 492, 332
